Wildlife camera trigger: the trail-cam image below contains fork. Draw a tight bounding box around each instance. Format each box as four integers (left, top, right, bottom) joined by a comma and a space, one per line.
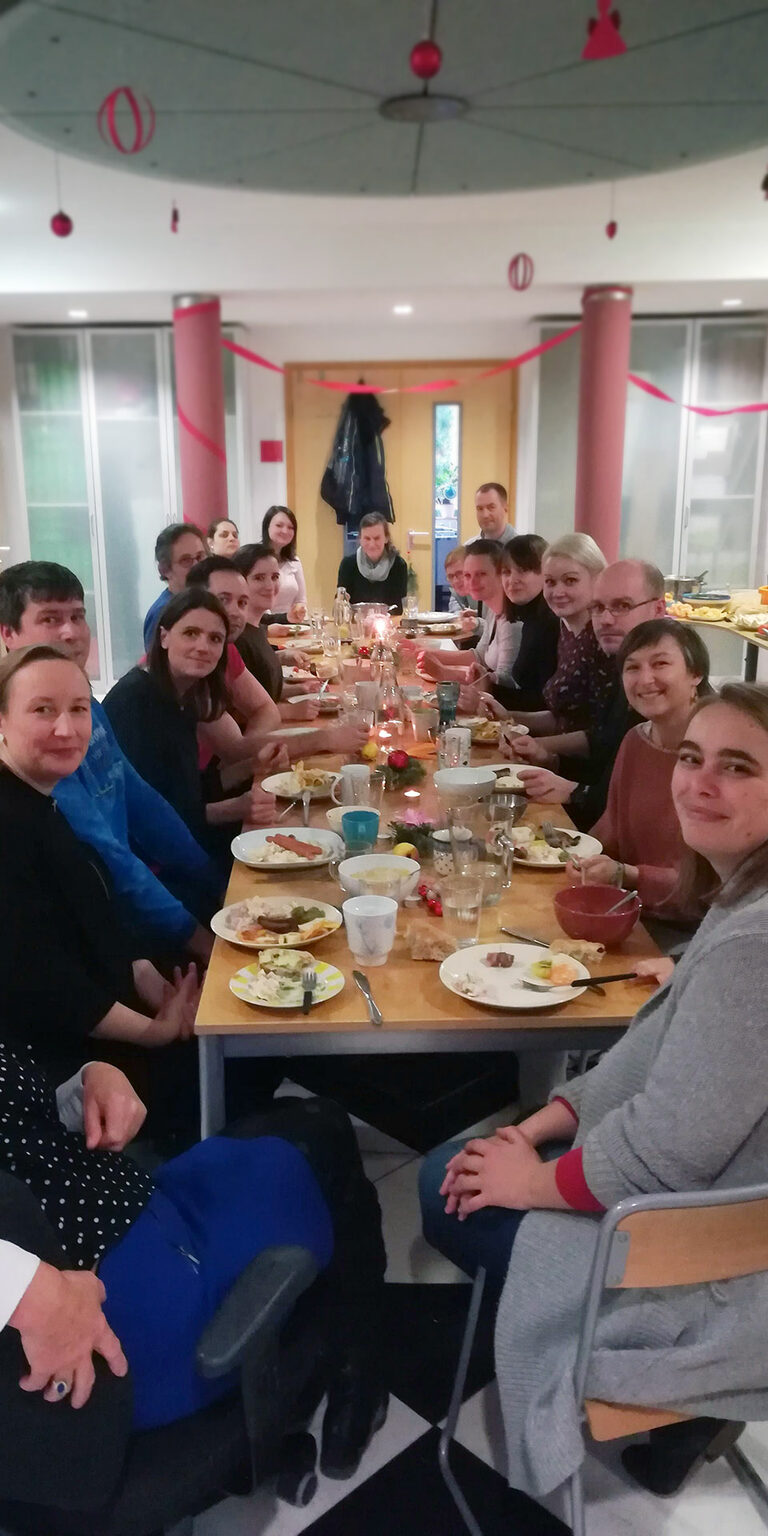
277, 797, 299, 821
301, 966, 317, 1015
522, 972, 636, 993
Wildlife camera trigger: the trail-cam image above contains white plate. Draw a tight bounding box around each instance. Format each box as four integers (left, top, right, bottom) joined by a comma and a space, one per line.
439, 942, 589, 1010
282, 667, 315, 682
211, 896, 343, 949
230, 958, 345, 1009
414, 611, 453, 624
231, 826, 344, 870
261, 770, 338, 801
512, 831, 603, 869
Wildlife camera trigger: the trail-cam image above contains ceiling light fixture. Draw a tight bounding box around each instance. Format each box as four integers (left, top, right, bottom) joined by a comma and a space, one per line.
393, 304, 413, 315
721, 298, 743, 308
68, 308, 88, 319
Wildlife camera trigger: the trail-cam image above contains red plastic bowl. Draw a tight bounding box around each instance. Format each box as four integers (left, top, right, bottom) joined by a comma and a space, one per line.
554, 885, 641, 946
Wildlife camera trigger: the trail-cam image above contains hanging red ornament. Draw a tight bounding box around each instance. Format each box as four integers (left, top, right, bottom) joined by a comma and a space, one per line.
170, 202, 179, 233
409, 38, 442, 80
582, 0, 626, 61
50, 210, 73, 238
507, 252, 534, 291
605, 219, 618, 239
97, 85, 156, 155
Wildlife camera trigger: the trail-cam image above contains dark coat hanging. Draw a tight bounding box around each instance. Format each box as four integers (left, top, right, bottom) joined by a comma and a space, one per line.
320, 392, 395, 531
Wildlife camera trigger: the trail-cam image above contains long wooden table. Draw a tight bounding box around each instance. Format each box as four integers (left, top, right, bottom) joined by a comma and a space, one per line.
196, 749, 660, 1136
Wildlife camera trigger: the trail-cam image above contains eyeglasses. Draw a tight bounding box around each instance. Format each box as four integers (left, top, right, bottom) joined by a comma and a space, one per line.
588, 597, 657, 619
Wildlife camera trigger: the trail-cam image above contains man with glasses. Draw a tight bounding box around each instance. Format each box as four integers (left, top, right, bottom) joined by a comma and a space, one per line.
506, 560, 667, 826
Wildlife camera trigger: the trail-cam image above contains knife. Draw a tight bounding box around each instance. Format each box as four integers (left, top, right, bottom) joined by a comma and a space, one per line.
353, 970, 383, 1027
499, 926, 550, 949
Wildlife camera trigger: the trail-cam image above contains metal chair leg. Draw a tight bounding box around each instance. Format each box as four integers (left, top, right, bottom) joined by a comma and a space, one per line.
726, 1444, 768, 1530
568, 1467, 586, 1536
438, 1266, 487, 1536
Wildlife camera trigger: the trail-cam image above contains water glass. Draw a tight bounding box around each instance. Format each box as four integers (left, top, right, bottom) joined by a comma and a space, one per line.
436, 680, 460, 727
437, 726, 471, 770
343, 895, 398, 967
355, 679, 382, 712
440, 877, 483, 949
310, 608, 325, 640
322, 623, 341, 658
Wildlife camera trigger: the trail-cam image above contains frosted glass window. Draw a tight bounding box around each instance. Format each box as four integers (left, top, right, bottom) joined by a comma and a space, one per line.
535, 327, 580, 546
621, 323, 687, 573
90, 333, 166, 677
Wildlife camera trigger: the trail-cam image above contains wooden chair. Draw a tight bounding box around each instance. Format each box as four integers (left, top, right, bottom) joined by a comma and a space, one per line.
437, 1183, 768, 1536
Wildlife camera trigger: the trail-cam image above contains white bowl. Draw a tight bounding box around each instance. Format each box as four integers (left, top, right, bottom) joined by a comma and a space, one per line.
433, 767, 496, 807
337, 853, 420, 901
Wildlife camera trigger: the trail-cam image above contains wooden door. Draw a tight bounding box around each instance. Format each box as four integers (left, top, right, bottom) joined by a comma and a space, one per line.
285, 361, 517, 608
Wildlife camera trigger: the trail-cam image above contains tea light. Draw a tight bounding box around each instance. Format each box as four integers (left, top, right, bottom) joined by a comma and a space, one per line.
403, 789, 421, 801
378, 728, 392, 742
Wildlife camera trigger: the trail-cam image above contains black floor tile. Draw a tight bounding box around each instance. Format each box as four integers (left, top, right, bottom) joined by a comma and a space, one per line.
302, 1427, 568, 1535
380, 1284, 496, 1424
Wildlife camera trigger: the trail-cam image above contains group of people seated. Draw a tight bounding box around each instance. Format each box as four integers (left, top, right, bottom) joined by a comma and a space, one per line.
0, 477, 767, 1518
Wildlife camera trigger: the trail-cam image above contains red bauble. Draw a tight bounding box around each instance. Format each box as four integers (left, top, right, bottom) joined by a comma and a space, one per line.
409, 38, 442, 80
605, 219, 618, 239
388, 749, 409, 771
507, 252, 534, 291
50, 210, 73, 238
98, 85, 155, 155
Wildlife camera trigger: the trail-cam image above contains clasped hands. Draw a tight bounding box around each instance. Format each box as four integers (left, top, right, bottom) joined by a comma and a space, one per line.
439, 1124, 543, 1220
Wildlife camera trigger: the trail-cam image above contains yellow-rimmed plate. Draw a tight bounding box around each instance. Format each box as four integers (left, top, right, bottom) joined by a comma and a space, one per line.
230, 959, 345, 1010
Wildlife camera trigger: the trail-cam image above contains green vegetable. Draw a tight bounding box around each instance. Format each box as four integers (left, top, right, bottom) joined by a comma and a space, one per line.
531, 959, 552, 980
291, 905, 325, 925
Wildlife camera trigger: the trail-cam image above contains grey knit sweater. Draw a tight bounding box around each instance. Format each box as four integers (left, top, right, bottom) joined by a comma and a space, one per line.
495, 881, 768, 1497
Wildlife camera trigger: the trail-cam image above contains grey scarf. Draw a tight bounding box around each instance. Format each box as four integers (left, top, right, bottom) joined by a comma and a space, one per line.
356, 544, 396, 583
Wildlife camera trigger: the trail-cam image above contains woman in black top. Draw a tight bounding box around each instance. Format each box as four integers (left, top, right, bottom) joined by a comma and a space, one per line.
461, 535, 560, 716
104, 589, 234, 862
337, 513, 409, 613
0, 648, 197, 1068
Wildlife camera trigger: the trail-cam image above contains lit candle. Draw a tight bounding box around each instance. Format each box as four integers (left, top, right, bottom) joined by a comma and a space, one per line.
379, 728, 391, 741
403, 788, 421, 800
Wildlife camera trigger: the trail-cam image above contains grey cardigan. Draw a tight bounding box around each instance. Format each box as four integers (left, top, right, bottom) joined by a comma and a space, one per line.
495, 881, 768, 1497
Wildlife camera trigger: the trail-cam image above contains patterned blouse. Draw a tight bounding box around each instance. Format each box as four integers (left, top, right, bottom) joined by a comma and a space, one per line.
542, 620, 617, 733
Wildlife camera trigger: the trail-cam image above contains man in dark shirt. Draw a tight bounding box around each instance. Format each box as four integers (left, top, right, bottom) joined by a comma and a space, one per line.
505, 560, 666, 828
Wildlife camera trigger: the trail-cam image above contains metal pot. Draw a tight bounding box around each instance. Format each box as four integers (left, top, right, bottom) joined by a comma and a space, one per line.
664, 571, 708, 601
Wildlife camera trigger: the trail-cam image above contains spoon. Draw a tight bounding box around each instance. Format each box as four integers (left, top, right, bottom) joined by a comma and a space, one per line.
301, 788, 312, 827
605, 888, 639, 915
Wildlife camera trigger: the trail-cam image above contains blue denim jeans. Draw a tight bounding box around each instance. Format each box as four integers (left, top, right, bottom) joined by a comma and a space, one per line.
419, 1138, 568, 1294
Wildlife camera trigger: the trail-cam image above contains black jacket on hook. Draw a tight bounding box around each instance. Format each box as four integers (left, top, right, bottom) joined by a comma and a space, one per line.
320, 392, 395, 530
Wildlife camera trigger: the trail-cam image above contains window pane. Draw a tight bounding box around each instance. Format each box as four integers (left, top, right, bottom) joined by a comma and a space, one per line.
20, 416, 89, 504
535, 327, 579, 545
27, 505, 101, 677
14, 333, 81, 412
433, 402, 461, 610
685, 322, 766, 588
621, 323, 687, 572
90, 333, 166, 678
697, 322, 766, 405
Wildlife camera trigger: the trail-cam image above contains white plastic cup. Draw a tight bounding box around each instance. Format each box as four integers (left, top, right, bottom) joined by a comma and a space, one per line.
342, 895, 398, 967
331, 763, 371, 806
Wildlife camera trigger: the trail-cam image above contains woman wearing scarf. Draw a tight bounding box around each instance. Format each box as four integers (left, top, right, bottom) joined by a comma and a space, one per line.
337, 513, 409, 613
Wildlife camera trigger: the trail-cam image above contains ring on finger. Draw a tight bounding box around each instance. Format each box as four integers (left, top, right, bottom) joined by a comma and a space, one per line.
52, 1378, 71, 1398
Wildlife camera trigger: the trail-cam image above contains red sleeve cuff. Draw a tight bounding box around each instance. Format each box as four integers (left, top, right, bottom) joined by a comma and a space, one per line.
552, 1095, 579, 1125
554, 1148, 606, 1213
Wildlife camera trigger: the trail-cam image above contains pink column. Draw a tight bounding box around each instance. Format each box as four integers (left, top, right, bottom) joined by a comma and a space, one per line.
574, 285, 633, 563
172, 294, 228, 527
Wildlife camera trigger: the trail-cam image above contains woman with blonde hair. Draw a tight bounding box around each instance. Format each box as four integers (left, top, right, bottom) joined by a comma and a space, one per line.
507, 530, 613, 736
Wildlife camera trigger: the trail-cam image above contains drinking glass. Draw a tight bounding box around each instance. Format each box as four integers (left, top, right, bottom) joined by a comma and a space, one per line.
437, 726, 471, 769
448, 807, 509, 906
310, 608, 325, 640
341, 808, 380, 853
343, 895, 398, 966
322, 622, 341, 658
440, 877, 483, 949
436, 680, 460, 727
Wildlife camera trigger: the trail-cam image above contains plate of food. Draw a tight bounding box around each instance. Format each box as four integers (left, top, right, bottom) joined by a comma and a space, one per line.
508, 824, 602, 868
230, 954, 345, 1010
261, 762, 339, 801
414, 611, 454, 625
439, 942, 589, 1010
469, 719, 501, 746
282, 667, 316, 683
230, 827, 344, 869
420, 620, 461, 636
211, 897, 342, 948
268, 622, 312, 636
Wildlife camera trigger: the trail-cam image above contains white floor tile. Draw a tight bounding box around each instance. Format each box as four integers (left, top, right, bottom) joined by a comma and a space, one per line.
375, 1156, 470, 1284
451, 1381, 508, 1477
193, 1394, 430, 1536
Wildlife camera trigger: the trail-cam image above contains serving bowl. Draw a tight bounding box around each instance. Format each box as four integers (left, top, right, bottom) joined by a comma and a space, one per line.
433, 766, 496, 808
554, 885, 641, 946
336, 853, 420, 901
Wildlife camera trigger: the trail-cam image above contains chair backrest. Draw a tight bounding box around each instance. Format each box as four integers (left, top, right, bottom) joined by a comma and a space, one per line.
609, 1188, 768, 1290
573, 1183, 768, 1411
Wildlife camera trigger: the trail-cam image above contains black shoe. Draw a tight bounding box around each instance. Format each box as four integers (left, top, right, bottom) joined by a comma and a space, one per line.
621, 1418, 745, 1497
320, 1361, 389, 1480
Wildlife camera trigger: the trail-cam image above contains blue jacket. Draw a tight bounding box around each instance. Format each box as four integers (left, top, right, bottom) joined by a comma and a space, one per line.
143, 589, 171, 651
53, 700, 215, 947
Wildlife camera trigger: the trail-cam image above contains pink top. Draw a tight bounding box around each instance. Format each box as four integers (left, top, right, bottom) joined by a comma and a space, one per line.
590, 722, 692, 920
273, 556, 307, 612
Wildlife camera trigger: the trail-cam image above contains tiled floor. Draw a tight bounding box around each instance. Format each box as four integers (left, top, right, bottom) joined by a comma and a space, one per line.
192, 1090, 768, 1536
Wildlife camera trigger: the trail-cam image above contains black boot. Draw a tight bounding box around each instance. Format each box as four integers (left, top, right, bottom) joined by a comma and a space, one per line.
622, 1417, 745, 1497
320, 1357, 389, 1480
